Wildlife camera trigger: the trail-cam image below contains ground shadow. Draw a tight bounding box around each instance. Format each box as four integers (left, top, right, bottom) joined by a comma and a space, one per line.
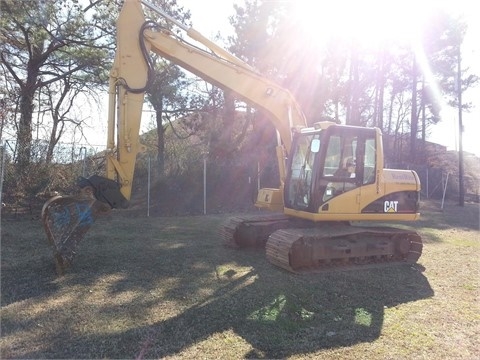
1, 215, 434, 359
117, 263, 433, 359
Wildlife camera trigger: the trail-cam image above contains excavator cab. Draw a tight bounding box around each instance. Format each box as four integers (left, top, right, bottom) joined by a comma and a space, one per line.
283, 122, 420, 222
285, 123, 379, 214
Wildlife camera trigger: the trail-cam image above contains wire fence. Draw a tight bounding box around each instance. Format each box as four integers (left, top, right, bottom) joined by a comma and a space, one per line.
388, 163, 446, 199
0, 139, 107, 218
0, 139, 477, 219
388, 161, 479, 203
0, 138, 264, 218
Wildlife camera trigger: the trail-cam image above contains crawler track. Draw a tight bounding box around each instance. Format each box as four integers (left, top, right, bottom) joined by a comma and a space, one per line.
221, 214, 422, 273
221, 213, 291, 248
266, 225, 422, 273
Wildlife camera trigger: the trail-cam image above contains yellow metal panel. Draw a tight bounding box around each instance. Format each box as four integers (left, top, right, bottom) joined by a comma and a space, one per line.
106, 0, 148, 200
144, 29, 306, 153
255, 188, 284, 212
284, 207, 419, 222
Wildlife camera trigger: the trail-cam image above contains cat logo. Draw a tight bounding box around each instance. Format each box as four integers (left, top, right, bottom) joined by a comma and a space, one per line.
384, 200, 399, 213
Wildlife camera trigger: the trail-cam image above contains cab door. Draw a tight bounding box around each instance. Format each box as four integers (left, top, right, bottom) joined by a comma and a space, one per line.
314, 126, 377, 214
284, 133, 320, 211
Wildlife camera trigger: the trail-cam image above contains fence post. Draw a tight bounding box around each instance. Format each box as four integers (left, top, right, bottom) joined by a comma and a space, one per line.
203, 157, 207, 215
441, 173, 449, 210
79, 146, 87, 177
426, 167, 429, 199
0, 143, 5, 220
147, 154, 151, 217
257, 161, 261, 192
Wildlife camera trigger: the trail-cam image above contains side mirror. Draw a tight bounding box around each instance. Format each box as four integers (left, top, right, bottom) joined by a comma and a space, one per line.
310, 138, 320, 153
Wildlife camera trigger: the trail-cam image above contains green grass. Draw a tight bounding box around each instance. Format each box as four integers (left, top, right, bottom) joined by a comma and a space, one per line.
1, 200, 479, 359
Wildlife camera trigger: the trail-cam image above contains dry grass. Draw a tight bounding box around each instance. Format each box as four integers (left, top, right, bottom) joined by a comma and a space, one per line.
1, 199, 479, 359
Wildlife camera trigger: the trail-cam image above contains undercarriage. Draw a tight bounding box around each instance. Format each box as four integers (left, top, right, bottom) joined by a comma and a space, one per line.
222, 214, 422, 273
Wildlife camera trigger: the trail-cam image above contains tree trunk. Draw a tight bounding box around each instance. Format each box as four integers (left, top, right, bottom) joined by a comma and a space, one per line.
16, 53, 42, 169
420, 80, 426, 163
410, 55, 418, 162
386, 92, 395, 135
46, 119, 59, 164
17, 88, 35, 168
222, 91, 236, 146
210, 91, 235, 161
375, 49, 386, 130
347, 48, 360, 126
155, 109, 165, 178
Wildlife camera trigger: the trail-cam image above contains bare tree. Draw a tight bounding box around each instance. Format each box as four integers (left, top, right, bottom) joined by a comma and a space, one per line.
0, 0, 114, 169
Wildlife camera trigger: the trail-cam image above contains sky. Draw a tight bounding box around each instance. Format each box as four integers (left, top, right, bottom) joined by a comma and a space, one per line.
176, 0, 480, 156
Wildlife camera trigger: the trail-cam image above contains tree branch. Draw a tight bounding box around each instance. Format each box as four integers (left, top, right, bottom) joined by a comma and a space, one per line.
0, 52, 24, 88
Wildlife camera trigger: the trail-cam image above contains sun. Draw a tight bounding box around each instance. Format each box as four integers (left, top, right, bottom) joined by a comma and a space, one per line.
288, 0, 434, 50
290, 0, 475, 50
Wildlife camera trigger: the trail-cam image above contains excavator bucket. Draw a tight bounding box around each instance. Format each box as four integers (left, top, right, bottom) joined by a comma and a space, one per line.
42, 175, 128, 275
42, 189, 110, 275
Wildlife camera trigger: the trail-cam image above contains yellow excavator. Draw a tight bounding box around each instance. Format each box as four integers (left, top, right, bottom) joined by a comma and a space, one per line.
42, 0, 422, 275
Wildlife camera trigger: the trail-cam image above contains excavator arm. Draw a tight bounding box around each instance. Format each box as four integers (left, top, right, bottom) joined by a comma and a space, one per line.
109, 0, 307, 200
89, 0, 309, 205
42, 0, 307, 274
